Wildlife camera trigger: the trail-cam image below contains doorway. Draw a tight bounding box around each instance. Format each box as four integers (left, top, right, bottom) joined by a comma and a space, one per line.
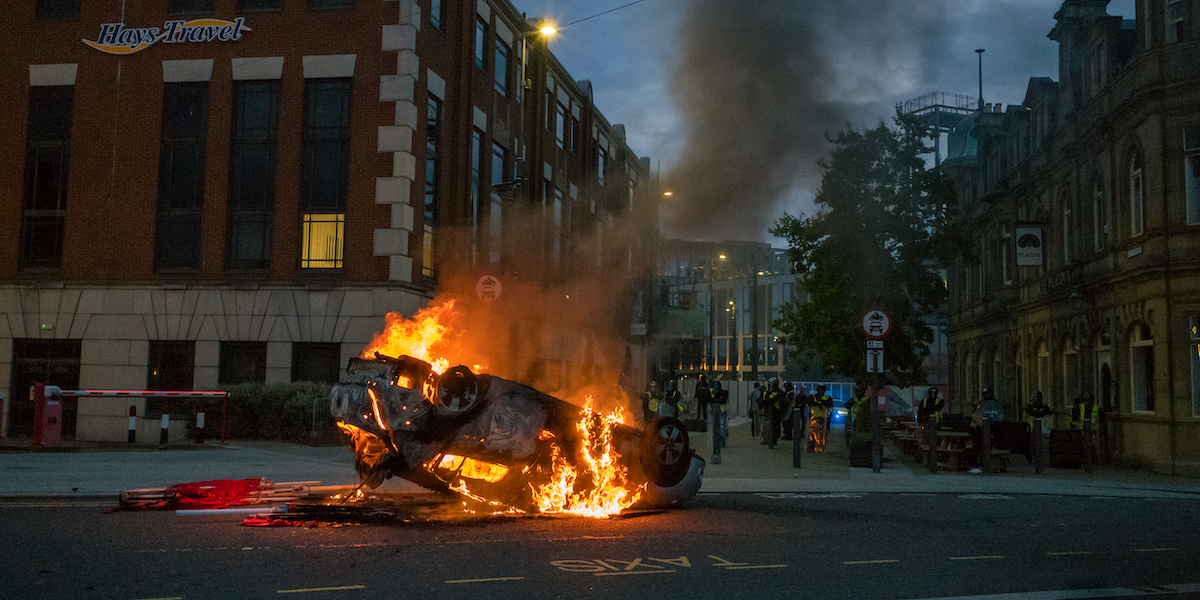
9, 339, 81, 438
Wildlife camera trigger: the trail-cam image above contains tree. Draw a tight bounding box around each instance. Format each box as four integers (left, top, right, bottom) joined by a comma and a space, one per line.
770, 111, 960, 386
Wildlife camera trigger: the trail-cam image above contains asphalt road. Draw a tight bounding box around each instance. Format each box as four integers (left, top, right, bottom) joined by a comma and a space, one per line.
3, 492, 1199, 600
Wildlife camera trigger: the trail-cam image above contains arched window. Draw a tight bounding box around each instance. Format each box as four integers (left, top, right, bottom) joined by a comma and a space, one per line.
1130, 323, 1155, 412
1130, 152, 1145, 237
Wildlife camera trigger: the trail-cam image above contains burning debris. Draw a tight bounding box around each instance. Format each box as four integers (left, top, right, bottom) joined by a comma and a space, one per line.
329, 304, 704, 517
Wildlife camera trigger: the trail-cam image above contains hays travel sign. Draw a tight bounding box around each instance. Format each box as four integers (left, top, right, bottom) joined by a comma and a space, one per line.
83, 18, 251, 55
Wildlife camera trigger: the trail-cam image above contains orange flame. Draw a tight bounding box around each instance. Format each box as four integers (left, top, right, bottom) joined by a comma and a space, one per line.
360, 300, 485, 374
531, 398, 643, 518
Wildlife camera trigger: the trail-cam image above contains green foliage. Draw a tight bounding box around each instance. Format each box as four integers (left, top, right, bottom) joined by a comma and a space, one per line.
770, 110, 959, 386
216, 381, 332, 443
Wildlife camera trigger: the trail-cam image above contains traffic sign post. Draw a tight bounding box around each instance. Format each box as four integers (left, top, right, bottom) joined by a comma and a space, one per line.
862, 311, 890, 474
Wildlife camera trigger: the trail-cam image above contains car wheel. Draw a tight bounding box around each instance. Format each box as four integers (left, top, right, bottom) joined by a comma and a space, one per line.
640, 416, 691, 488
434, 366, 479, 417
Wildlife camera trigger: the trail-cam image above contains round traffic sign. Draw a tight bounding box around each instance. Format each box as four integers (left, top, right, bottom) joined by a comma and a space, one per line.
476, 275, 502, 302
862, 310, 890, 337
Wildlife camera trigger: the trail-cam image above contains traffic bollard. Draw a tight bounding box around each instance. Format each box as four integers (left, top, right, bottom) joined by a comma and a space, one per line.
195, 400, 205, 444
159, 401, 170, 449
926, 418, 939, 474
711, 412, 721, 465
128, 405, 137, 444
1034, 417, 1048, 474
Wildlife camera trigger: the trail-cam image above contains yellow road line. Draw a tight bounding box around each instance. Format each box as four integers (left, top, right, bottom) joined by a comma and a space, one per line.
725, 564, 788, 570
843, 559, 901, 565
445, 577, 525, 584
1134, 548, 1178, 552
1047, 551, 1093, 556
131, 597, 183, 600
594, 570, 676, 576
949, 555, 1005, 561
276, 585, 366, 594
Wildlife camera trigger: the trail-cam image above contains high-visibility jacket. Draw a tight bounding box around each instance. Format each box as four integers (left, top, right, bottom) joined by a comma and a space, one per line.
918, 395, 944, 423
763, 389, 785, 411
1071, 402, 1099, 429
809, 394, 832, 419
646, 392, 662, 412
713, 389, 729, 413
663, 391, 683, 415
1026, 401, 1052, 429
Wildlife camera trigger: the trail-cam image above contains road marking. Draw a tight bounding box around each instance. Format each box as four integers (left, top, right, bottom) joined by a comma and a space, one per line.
958, 494, 1014, 500
1134, 548, 1178, 552
276, 585, 366, 594
844, 559, 901, 565
131, 597, 183, 600
446, 577, 524, 584
949, 556, 1005, 561
595, 570, 677, 576
1046, 551, 1093, 556
725, 564, 788, 570
1, 502, 113, 508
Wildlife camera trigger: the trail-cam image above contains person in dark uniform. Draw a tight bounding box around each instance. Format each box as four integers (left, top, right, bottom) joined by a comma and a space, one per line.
695, 374, 712, 421
780, 381, 795, 440
761, 378, 785, 449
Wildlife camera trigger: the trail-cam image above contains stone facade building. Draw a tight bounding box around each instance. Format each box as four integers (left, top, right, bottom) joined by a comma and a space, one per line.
944, 0, 1200, 475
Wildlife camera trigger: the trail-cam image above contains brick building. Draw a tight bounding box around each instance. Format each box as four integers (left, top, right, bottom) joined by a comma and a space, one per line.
0, 0, 655, 441
944, 0, 1200, 475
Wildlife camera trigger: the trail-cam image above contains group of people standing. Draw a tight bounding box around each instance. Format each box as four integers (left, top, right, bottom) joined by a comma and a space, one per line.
752, 379, 837, 452
641, 375, 729, 424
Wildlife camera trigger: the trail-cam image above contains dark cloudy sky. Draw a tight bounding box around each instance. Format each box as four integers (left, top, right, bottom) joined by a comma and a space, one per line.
517, 0, 1138, 243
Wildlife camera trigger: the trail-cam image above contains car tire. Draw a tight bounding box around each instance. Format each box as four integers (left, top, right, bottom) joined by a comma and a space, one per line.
434, 366, 479, 417
640, 416, 691, 488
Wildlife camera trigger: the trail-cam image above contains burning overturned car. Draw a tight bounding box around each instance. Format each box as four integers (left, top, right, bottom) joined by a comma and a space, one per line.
329, 353, 704, 516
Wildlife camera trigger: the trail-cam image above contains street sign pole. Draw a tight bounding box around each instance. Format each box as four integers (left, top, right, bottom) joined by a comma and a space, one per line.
862, 311, 890, 475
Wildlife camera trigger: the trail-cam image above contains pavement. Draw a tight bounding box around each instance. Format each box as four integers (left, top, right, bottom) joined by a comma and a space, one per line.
3, 417, 1200, 501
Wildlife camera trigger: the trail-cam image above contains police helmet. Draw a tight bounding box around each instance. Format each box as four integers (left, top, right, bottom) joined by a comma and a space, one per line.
1031, 390, 1043, 403
782, 381, 793, 392
982, 387, 994, 400
667, 380, 677, 392
927, 387, 938, 398
712, 380, 722, 391
767, 377, 779, 390
1081, 391, 1095, 404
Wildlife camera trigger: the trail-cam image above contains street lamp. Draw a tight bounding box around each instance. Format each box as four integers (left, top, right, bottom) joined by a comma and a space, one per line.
706, 253, 726, 378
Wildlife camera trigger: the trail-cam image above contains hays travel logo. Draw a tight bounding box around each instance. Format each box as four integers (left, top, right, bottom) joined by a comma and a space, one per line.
83, 17, 251, 55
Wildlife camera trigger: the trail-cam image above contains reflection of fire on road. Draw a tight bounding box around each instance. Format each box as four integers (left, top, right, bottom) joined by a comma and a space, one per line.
332, 301, 697, 518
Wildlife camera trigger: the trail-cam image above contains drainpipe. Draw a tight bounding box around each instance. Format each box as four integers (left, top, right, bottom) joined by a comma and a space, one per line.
1160, 106, 1177, 476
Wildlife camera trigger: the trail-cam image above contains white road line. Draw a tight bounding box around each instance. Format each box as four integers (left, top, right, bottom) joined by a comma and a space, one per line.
900, 582, 1200, 599
445, 577, 525, 584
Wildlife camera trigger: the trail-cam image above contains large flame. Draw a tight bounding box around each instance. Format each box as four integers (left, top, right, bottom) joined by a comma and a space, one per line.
531, 398, 643, 517
361, 300, 469, 374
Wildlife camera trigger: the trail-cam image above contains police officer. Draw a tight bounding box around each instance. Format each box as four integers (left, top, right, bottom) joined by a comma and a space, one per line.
762, 378, 785, 449
643, 381, 662, 423
711, 380, 729, 444
917, 386, 944, 467
808, 384, 833, 452
661, 380, 683, 418
1072, 391, 1099, 469
780, 382, 796, 440
1026, 390, 1052, 469
846, 383, 871, 447
695, 374, 712, 421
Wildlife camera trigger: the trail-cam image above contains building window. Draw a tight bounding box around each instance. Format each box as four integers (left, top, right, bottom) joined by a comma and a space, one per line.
239, 0, 282, 10
1166, 0, 1186, 43
430, 0, 444, 30
36, 0, 79, 19
1093, 179, 1107, 251
494, 39, 510, 97
1130, 323, 1155, 412
292, 342, 341, 384
1062, 194, 1073, 266
146, 341, 195, 418
475, 17, 488, 70
170, 0, 213, 14
156, 82, 208, 270
1130, 152, 1144, 238
21, 86, 73, 269
301, 78, 350, 270
424, 96, 442, 277
227, 81, 278, 270
597, 144, 607, 186
219, 341, 267, 385
489, 142, 506, 264
470, 128, 483, 264
552, 187, 564, 267
555, 102, 567, 149
310, 0, 353, 8
1185, 127, 1200, 225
